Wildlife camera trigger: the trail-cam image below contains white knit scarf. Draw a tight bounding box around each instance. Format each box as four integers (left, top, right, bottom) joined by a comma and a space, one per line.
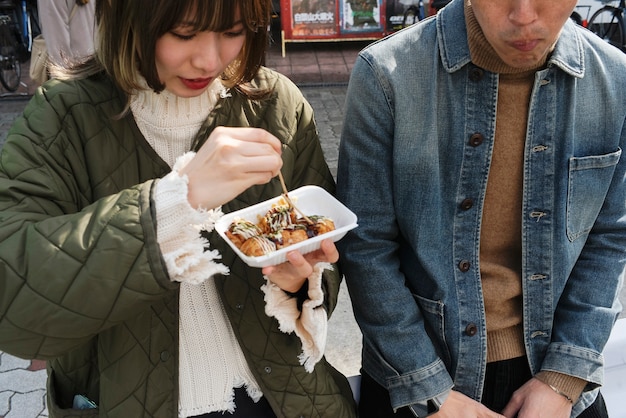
130, 81, 262, 417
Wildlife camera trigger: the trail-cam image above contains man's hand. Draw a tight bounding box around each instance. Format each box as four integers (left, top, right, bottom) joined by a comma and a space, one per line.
429, 390, 506, 418
501, 378, 572, 418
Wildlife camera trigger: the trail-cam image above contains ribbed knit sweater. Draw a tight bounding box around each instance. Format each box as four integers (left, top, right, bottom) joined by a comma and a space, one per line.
131, 81, 262, 417
465, 2, 586, 402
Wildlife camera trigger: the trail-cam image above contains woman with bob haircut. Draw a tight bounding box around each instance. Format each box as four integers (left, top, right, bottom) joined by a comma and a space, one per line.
0, 0, 357, 417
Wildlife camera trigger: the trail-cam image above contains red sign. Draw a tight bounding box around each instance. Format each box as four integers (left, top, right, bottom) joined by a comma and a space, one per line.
281, 0, 387, 41
286, 0, 339, 38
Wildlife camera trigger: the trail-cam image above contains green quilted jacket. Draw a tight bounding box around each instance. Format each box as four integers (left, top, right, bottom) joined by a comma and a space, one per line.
0, 67, 357, 418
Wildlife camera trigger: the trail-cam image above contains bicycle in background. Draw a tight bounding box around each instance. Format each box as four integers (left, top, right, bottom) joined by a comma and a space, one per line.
587, 0, 626, 51
18, 0, 40, 59
0, 0, 40, 93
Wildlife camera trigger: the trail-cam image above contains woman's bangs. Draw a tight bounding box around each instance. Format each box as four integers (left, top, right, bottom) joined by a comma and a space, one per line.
186, 0, 241, 32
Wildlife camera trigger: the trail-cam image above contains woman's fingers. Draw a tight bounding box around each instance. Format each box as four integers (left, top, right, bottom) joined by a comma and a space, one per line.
262, 250, 310, 293
309, 239, 339, 264
262, 240, 339, 293
181, 127, 283, 209
222, 126, 283, 154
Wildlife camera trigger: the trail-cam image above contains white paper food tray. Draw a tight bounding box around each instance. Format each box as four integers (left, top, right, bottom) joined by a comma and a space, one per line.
216, 185, 358, 268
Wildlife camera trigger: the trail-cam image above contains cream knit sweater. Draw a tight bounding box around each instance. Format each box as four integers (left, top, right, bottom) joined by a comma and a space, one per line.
130, 80, 330, 417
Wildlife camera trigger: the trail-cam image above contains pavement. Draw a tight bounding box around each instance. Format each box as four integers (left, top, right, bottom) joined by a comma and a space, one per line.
1, 36, 626, 418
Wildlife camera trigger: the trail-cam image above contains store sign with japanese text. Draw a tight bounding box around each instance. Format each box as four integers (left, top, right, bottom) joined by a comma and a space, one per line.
290, 0, 338, 37
281, 0, 387, 43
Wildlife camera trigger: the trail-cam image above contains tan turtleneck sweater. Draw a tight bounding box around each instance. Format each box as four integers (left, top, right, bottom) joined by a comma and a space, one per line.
464, 2, 586, 402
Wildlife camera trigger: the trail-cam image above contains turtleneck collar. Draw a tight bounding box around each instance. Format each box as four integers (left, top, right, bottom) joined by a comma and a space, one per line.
130, 77, 227, 129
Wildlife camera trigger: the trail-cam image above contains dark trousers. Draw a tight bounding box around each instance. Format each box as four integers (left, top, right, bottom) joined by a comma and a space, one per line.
358, 357, 608, 417
191, 387, 276, 418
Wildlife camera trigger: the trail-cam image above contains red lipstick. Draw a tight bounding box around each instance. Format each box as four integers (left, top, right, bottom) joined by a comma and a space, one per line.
180, 77, 212, 90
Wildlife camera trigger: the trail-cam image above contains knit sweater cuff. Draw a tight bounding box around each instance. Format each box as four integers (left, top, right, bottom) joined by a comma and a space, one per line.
535, 371, 587, 404
154, 152, 229, 284
261, 262, 332, 373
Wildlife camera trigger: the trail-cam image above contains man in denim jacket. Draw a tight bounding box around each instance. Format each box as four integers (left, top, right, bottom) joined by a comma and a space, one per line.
337, 0, 626, 417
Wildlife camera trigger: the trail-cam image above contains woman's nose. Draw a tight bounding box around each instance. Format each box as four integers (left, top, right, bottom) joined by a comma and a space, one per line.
191, 33, 221, 73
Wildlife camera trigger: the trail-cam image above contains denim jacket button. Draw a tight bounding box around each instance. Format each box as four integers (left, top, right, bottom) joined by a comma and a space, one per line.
469, 67, 484, 81
458, 260, 471, 272
465, 323, 478, 336
469, 133, 484, 146
460, 198, 474, 210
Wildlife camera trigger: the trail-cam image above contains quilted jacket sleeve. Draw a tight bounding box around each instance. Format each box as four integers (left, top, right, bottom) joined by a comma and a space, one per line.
0, 81, 176, 360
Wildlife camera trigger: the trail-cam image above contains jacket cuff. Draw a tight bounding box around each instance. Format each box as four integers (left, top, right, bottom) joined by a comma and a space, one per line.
154, 152, 229, 284
535, 371, 587, 404
262, 262, 332, 372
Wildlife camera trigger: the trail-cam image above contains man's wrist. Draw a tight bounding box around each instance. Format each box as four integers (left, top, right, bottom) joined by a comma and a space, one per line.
548, 384, 574, 404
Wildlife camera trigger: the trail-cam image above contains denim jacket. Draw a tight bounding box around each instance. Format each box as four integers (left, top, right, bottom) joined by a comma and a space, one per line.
337, 0, 626, 415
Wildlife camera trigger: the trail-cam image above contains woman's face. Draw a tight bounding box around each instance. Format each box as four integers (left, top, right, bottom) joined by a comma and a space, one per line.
470, 0, 577, 68
155, 17, 246, 97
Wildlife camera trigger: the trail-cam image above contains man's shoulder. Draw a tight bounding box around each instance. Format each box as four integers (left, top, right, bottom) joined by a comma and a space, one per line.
562, 23, 626, 86
565, 21, 626, 66
354, 17, 442, 78
363, 17, 438, 58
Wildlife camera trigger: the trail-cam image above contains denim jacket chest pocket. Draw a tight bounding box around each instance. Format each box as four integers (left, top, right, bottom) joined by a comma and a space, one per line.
567, 148, 622, 241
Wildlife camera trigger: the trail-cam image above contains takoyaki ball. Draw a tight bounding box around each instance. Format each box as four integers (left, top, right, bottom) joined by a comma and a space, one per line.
298, 216, 336, 238
312, 216, 335, 234
274, 227, 309, 249
240, 235, 277, 257
226, 218, 261, 249
258, 204, 296, 234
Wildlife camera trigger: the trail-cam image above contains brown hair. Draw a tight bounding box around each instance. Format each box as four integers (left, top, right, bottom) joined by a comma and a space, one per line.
90, 0, 270, 97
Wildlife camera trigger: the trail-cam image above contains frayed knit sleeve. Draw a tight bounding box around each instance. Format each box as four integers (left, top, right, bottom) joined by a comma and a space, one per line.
261, 262, 332, 372
154, 152, 229, 284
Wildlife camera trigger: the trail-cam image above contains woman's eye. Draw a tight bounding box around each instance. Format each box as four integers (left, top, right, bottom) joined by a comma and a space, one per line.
224, 30, 244, 38
171, 31, 195, 41
223, 26, 245, 38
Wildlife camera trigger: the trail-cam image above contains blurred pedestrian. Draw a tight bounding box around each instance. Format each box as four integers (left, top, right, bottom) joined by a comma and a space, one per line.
37, 0, 95, 67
